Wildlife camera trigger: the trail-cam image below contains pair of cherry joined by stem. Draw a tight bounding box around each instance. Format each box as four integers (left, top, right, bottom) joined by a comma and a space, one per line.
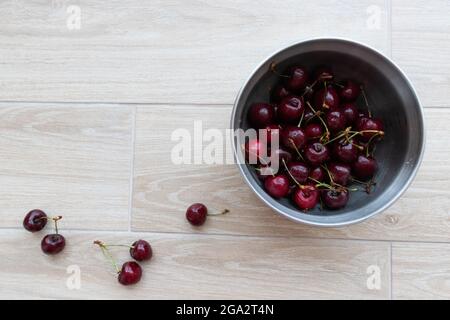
23, 209, 66, 255
94, 239, 152, 286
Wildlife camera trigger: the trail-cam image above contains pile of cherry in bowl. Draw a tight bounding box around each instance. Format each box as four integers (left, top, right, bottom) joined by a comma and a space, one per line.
245, 64, 385, 211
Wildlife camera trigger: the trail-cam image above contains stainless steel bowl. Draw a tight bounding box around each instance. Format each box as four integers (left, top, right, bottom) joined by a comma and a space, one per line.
231, 38, 425, 227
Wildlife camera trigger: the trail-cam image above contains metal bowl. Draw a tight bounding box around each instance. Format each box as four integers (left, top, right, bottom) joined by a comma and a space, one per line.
231, 38, 425, 227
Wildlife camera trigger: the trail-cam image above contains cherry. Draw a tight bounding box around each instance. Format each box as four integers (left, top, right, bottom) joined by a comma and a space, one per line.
23, 209, 47, 232
304, 142, 330, 166
41, 234, 65, 255
357, 110, 370, 119
245, 139, 267, 164
314, 85, 340, 110
185, 203, 207, 226
277, 95, 304, 124
314, 66, 334, 82
248, 103, 275, 128
264, 174, 290, 198
130, 240, 152, 262
118, 261, 142, 286
310, 166, 325, 182
353, 155, 378, 180
293, 185, 319, 211
356, 118, 384, 142
262, 124, 280, 144
339, 80, 361, 101
41, 216, 65, 255
280, 126, 306, 151
328, 163, 351, 186
284, 66, 308, 92
333, 139, 359, 163
304, 123, 323, 141
326, 110, 346, 132
321, 189, 349, 209
341, 103, 358, 125
287, 162, 310, 184
271, 85, 291, 103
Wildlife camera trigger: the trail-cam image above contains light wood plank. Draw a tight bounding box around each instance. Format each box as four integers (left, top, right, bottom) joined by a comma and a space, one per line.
132, 106, 450, 242
393, 242, 450, 299
392, 0, 450, 107
0, 104, 133, 230
0, 0, 389, 104
0, 229, 390, 299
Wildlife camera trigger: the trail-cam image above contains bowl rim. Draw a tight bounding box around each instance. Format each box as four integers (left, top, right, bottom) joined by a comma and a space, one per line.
230, 37, 426, 227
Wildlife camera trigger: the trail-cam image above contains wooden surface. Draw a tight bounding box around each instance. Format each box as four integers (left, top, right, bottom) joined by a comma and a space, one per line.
0, 0, 449, 300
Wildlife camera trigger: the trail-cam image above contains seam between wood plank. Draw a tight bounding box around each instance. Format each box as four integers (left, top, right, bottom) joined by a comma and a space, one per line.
4, 225, 450, 246
0, 100, 447, 109
128, 106, 137, 232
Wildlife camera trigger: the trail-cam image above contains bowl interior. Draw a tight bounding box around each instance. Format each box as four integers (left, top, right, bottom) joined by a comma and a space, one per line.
233, 39, 424, 226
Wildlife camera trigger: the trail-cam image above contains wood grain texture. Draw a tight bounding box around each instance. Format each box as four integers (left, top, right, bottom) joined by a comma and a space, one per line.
0, 0, 389, 104
0, 104, 133, 230
393, 243, 450, 299
392, 0, 450, 107
132, 106, 450, 242
0, 229, 390, 299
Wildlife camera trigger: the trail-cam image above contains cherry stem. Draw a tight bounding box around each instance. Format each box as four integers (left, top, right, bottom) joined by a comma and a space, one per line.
282, 158, 301, 187
306, 102, 330, 142
297, 110, 305, 127
288, 138, 305, 161
94, 240, 120, 274
270, 62, 289, 78
323, 127, 352, 146
360, 86, 372, 118
208, 209, 230, 216
52, 216, 62, 234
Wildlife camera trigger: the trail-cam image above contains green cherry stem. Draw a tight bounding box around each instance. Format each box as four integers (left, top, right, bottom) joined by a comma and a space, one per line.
94, 240, 120, 274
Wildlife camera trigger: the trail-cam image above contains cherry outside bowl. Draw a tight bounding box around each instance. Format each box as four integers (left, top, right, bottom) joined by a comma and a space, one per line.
231, 38, 425, 227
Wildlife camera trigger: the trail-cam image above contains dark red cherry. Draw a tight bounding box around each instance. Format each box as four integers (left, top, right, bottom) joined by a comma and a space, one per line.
130, 240, 152, 262
357, 110, 370, 119
287, 162, 310, 184
341, 103, 358, 125
304, 123, 323, 141
352, 155, 378, 180
339, 80, 361, 101
321, 189, 349, 209
264, 174, 290, 198
245, 139, 267, 164
328, 163, 352, 186
314, 66, 334, 82
333, 139, 359, 163
314, 85, 340, 110
277, 95, 304, 124
356, 118, 384, 142
41, 234, 66, 255
284, 66, 308, 92
23, 209, 47, 232
186, 203, 207, 226
304, 142, 330, 166
248, 103, 275, 128
326, 110, 346, 132
310, 166, 325, 182
118, 261, 142, 286
271, 85, 291, 103
293, 185, 319, 211
261, 124, 280, 144
280, 126, 306, 151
